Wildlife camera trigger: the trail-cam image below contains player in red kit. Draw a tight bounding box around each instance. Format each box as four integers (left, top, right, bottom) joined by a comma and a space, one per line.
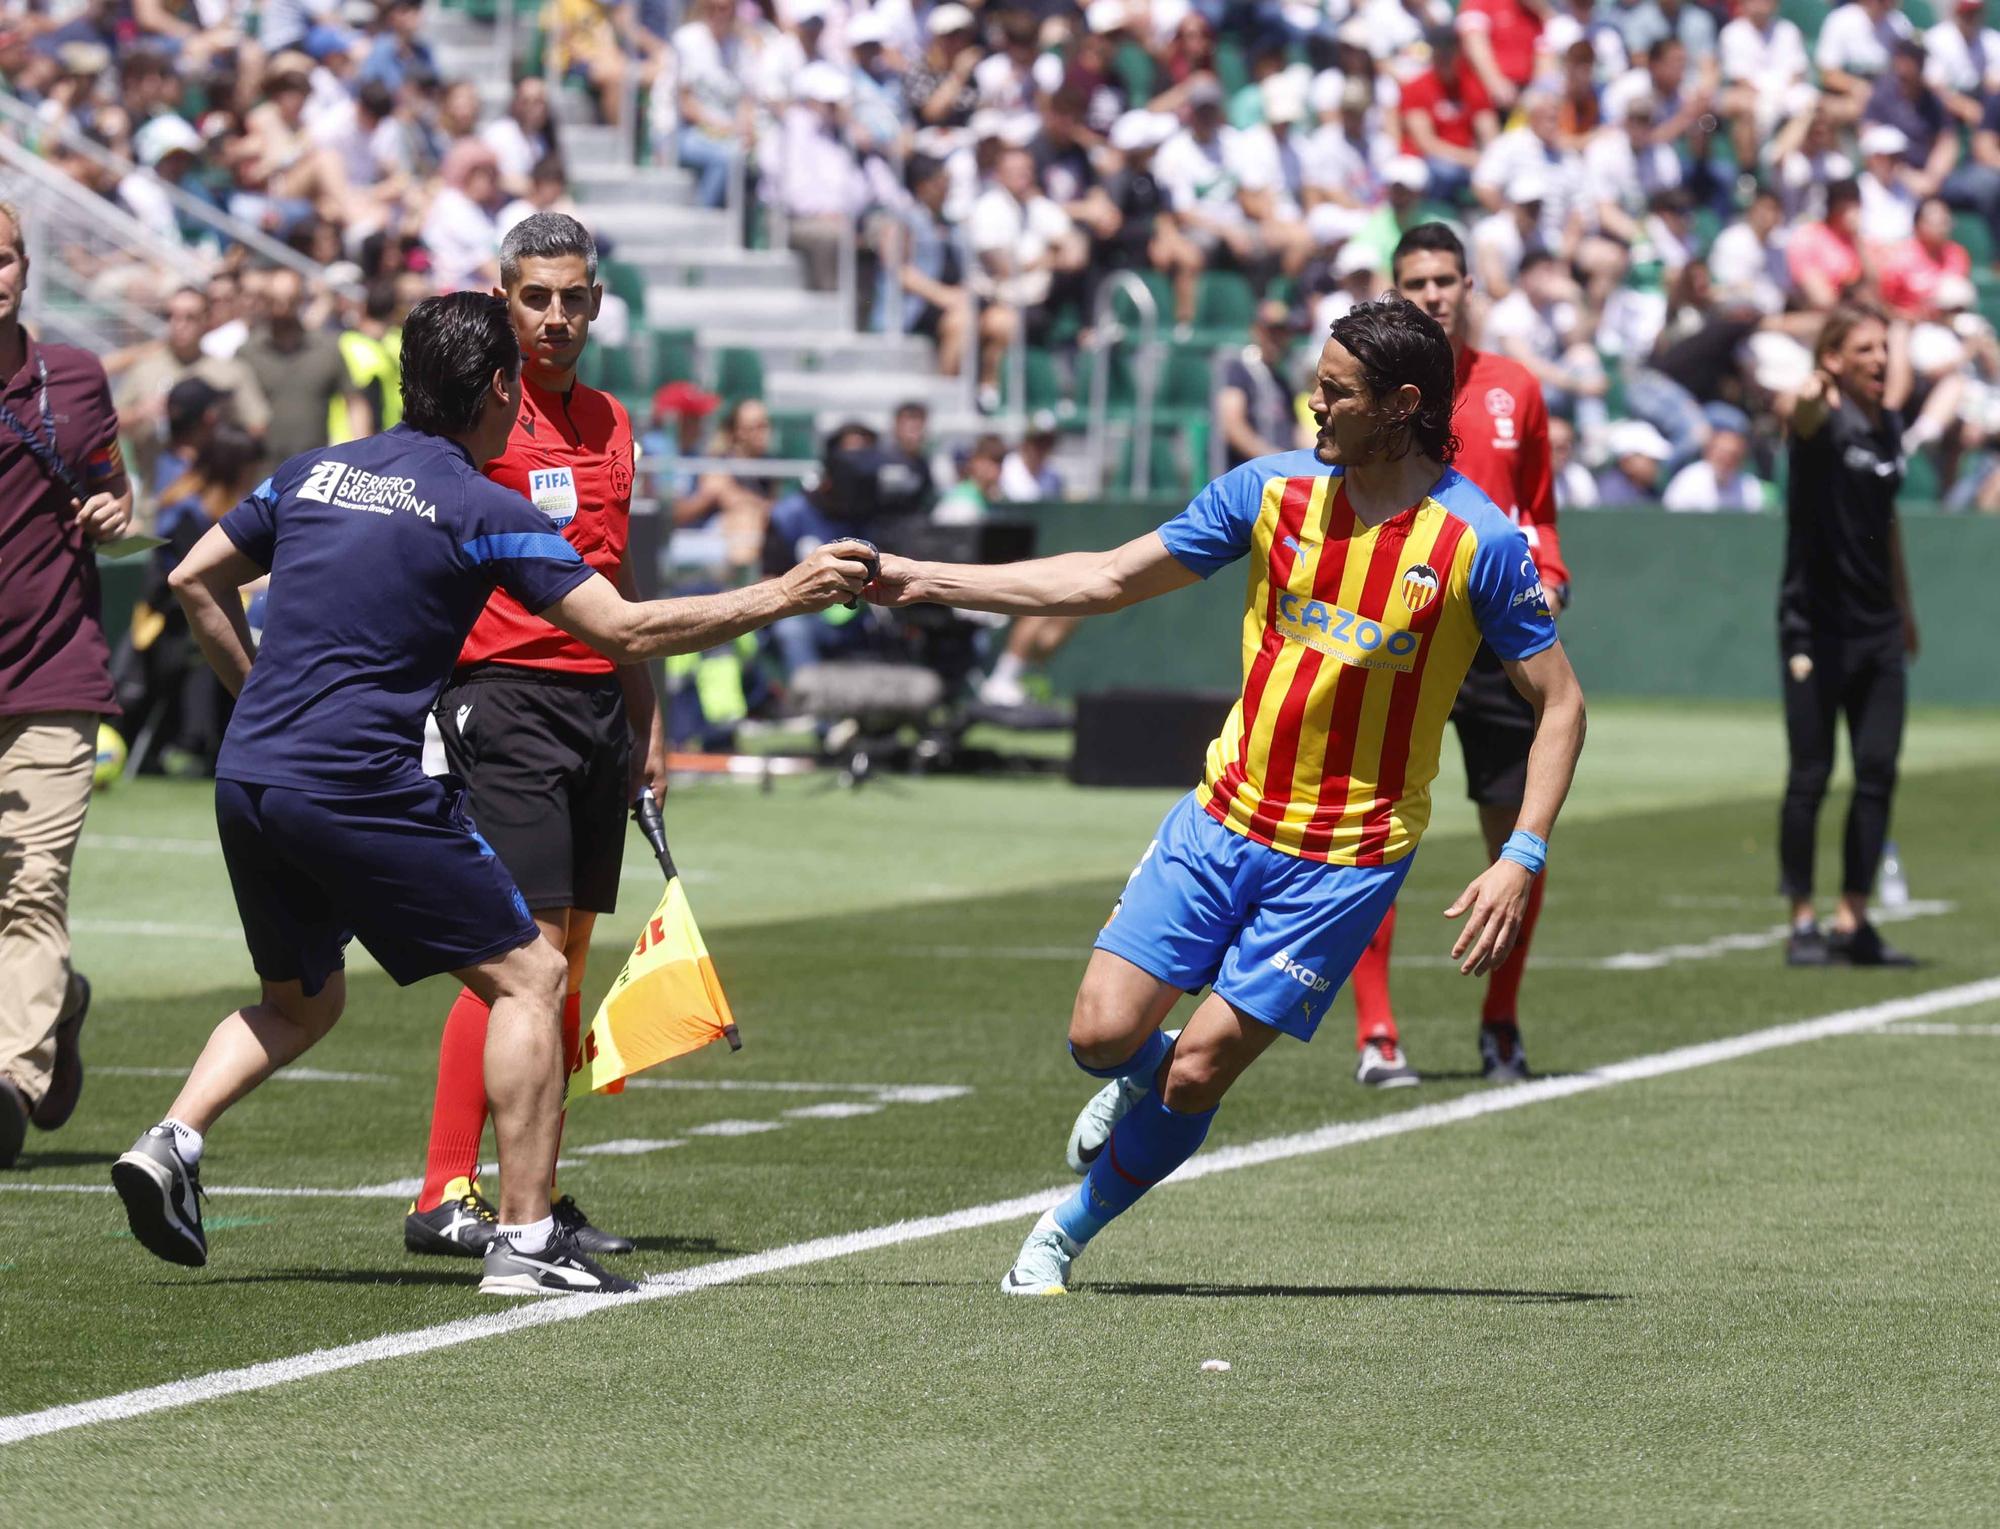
402, 214, 669, 1258
1348, 222, 1570, 1087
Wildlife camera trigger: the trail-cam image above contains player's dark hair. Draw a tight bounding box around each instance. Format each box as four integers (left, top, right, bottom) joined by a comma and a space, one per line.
401, 292, 520, 437
1814, 302, 1886, 367
499, 210, 598, 288
1327, 295, 1460, 466
1390, 221, 1467, 282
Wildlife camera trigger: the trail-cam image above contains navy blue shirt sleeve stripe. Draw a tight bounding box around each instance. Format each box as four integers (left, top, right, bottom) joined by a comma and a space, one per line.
461, 531, 584, 565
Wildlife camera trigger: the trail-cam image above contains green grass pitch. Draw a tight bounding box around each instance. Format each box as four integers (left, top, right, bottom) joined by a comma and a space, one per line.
4, 699, 2000, 1525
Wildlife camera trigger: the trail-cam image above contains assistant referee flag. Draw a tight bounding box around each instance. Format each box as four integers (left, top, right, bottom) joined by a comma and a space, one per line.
568, 791, 739, 1102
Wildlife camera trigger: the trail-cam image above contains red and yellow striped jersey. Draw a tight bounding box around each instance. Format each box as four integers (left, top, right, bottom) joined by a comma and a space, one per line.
1157, 453, 1556, 867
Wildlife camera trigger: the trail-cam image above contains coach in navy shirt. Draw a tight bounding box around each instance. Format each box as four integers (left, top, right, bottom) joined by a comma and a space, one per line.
112, 292, 876, 1295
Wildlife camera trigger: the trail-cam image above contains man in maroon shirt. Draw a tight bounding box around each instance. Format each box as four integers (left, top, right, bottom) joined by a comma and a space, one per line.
0, 201, 134, 1166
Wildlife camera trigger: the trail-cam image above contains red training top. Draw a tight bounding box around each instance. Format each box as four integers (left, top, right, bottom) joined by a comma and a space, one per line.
0, 337, 121, 718
1451, 345, 1568, 594
457, 374, 636, 674
1396, 61, 1494, 155
1455, 0, 1543, 87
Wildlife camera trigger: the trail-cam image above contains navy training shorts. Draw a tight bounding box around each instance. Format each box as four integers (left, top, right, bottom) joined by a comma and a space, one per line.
214, 773, 540, 996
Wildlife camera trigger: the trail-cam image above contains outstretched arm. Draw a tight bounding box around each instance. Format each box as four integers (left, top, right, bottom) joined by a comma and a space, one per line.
540, 540, 875, 663
869, 531, 1201, 618
169, 523, 268, 695
1445, 640, 1587, 975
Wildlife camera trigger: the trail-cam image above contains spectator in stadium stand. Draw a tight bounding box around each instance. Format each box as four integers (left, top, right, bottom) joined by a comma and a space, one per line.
878, 155, 985, 381
1395, 27, 1498, 205
845, 10, 909, 155
1880, 196, 1974, 319
1876, 37, 2000, 260
935, 433, 1005, 522
356, 0, 435, 94
227, 60, 350, 236
1663, 408, 1767, 513
682, 397, 781, 574
1472, 88, 1586, 258
201, 269, 254, 361
1857, 125, 1919, 246
903, 3, 981, 131
1484, 248, 1609, 432
1039, 89, 1123, 261
671, 0, 753, 210
113, 287, 272, 529
973, 9, 1045, 119
1766, 90, 1857, 221
1231, 70, 1316, 281
1587, 90, 1684, 248
0, 199, 132, 1168
311, 81, 413, 242
334, 279, 405, 442
239, 268, 362, 468
1100, 111, 1201, 333
646, 380, 727, 529
1548, 415, 1598, 509
1455, 0, 1543, 113
545, 0, 662, 125
1301, 74, 1392, 227
1613, 0, 1718, 84
1069, 1, 1135, 132
1816, 0, 1916, 121
1217, 299, 1307, 470
999, 416, 1064, 502
778, 63, 874, 295
481, 78, 559, 200
1154, 79, 1263, 283
1155, 11, 1217, 102
498, 155, 579, 239
1346, 155, 1436, 276
124, 115, 212, 251
1710, 183, 1793, 314
422, 140, 506, 292
1311, 238, 1382, 331
969, 145, 1087, 411
1719, 0, 1812, 168
1469, 167, 1545, 302
1595, 419, 1673, 504
1550, 39, 1604, 151
1788, 178, 1871, 313
1926, 0, 2000, 127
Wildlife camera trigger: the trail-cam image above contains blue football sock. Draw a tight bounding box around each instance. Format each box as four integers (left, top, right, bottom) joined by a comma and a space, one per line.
1070, 1026, 1171, 1082
1052, 1085, 1216, 1246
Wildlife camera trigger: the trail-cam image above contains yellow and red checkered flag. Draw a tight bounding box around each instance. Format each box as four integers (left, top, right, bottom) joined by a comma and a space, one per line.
567, 789, 740, 1104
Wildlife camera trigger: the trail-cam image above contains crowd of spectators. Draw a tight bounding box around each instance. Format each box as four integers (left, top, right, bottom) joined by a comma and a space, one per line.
13, 0, 2000, 518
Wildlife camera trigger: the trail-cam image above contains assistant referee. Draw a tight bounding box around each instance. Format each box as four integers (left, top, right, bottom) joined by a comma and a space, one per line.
404, 214, 665, 1259
1776, 304, 1920, 968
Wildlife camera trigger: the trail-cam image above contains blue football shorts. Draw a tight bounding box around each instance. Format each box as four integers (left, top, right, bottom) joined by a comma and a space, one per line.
1093, 791, 1412, 1041
214, 773, 540, 996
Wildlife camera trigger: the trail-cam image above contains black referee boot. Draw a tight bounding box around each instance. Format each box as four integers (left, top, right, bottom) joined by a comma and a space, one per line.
1829, 920, 1918, 968
552, 1194, 635, 1255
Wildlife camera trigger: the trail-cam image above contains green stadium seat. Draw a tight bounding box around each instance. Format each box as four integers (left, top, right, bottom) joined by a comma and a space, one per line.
651, 327, 697, 388
602, 259, 646, 317
714, 346, 764, 404
1159, 343, 1218, 412
770, 409, 818, 459
577, 342, 638, 396
1904, 448, 1941, 505
1113, 39, 1156, 105
1194, 271, 1256, 335
1215, 37, 1249, 98
1955, 212, 1995, 266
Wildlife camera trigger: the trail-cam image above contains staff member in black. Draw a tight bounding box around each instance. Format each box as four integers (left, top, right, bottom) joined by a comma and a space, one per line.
1776, 304, 1920, 967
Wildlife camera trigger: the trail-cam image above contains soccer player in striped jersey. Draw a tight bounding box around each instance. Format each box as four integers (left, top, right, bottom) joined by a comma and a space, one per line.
1344, 221, 1573, 1089
867, 296, 1586, 1294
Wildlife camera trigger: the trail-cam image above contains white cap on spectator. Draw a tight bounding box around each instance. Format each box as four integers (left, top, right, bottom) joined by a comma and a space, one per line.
1261, 66, 1309, 126
969, 108, 1008, 141
799, 60, 851, 102
791, 0, 831, 24
999, 114, 1040, 146
1086, 0, 1128, 34
1935, 274, 1977, 311
135, 114, 204, 168
1607, 420, 1673, 462
1506, 166, 1550, 205
928, 2, 976, 35
1384, 155, 1429, 192
1033, 52, 1065, 94
1334, 240, 1379, 279
1335, 16, 1373, 51
1859, 124, 1908, 158
847, 8, 891, 45
1109, 109, 1177, 152
1309, 68, 1345, 116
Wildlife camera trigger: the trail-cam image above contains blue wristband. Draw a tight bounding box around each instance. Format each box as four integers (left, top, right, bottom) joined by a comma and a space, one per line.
1499, 829, 1548, 876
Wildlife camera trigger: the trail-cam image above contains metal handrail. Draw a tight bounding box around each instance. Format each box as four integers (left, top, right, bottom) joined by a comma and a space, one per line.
0, 91, 349, 292
1085, 270, 1160, 498
0, 137, 209, 285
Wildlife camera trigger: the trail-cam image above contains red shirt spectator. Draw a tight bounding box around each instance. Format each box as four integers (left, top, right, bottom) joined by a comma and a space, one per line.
1457, 0, 1544, 89
1398, 57, 1495, 154
1877, 200, 1971, 318
1787, 214, 1867, 310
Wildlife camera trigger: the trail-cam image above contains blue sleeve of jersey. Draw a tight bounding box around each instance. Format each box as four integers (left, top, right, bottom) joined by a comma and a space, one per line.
217, 473, 282, 569
1155, 461, 1267, 578
1466, 521, 1559, 662
460, 481, 594, 612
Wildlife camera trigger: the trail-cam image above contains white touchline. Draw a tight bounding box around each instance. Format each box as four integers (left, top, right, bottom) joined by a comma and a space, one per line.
70, 919, 243, 942
1865, 1023, 2000, 1037
4, 975, 1998, 1449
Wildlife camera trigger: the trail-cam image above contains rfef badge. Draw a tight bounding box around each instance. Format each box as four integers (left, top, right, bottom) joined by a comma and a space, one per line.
528, 465, 579, 528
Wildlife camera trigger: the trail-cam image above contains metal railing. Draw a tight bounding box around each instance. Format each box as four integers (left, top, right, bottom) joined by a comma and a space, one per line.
1086, 271, 1161, 498
0, 92, 349, 294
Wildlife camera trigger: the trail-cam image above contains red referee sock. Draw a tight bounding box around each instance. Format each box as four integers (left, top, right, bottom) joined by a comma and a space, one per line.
1352, 904, 1398, 1049
416, 987, 491, 1212
1482, 874, 1547, 1025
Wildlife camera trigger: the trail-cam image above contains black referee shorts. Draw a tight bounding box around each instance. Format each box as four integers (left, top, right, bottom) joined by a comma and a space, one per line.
433, 666, 631, 915
1449, 643, 1534, 807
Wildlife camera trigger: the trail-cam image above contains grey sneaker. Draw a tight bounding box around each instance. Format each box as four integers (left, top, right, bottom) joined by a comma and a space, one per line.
479, 1229, 638, 1296
112, 1124, 208, 1266
1000, 1209, 1080, 1296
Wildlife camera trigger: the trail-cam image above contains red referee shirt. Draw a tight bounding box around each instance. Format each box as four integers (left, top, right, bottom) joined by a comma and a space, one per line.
457, 374, 636, 674
1451, 345, 1568, 594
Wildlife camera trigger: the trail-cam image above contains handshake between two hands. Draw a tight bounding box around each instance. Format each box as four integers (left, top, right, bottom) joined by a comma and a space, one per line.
781, 538, 920, 613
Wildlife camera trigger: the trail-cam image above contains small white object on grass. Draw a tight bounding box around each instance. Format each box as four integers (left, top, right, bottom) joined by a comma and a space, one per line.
1200, 1359, 1232, 1373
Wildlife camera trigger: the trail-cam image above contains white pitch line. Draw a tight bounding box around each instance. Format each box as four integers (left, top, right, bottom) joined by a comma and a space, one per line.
568, 1138, 687, 1156
71, 919, 242, 942
0, 1181, 423, 1200
95, 1066, 396, 1084
1865, 1023, 2000, 1037
4, 974, 1997, 1450
78, 834, 222, 855
620, 1079, 972, 1102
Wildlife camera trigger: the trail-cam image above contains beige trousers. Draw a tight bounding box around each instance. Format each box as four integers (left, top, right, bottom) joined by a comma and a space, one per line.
0, 712, 94, 1107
